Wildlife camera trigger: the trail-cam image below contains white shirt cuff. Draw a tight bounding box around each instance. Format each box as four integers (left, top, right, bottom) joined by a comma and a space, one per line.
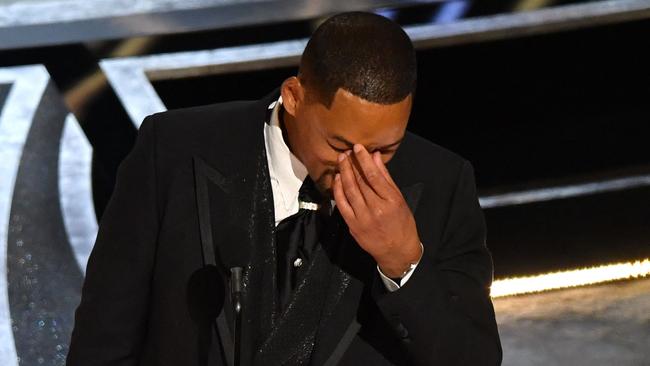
377, 241, 424, 292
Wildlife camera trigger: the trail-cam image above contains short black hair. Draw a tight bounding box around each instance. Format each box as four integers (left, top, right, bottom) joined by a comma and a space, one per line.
299, 11, 417, 107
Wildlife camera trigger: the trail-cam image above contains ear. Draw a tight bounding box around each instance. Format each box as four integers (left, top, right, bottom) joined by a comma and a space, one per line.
280, 76, 304, 117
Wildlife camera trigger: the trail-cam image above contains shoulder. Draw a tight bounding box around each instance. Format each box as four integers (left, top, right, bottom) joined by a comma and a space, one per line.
140, 97, 269, 156
144, 99, 261, 143
131, 97, 270, 183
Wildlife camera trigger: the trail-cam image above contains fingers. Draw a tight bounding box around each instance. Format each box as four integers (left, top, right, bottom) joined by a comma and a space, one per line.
332, 173, 355, 220
337, 152, 367, 217
349, 153, 381, 208
372, 151, 398, 189
352, 144, 393, 199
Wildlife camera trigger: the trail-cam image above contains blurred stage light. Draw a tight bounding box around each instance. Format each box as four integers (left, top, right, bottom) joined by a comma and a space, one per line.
491, 258, 650, 297
431, 1, 470, 24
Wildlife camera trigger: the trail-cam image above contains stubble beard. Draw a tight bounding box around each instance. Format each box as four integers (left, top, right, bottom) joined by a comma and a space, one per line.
314, 169, 336, 200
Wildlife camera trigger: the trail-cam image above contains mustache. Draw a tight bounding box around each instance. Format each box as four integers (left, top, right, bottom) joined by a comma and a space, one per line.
314, 169, 338, 198
322, 168, 338, 176
315, 169, 337, 185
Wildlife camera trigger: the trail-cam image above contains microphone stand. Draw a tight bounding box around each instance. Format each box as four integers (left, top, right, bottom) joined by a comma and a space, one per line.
230, 267, 244, 366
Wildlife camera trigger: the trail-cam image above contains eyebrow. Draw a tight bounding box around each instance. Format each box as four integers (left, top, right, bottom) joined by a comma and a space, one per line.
330, 134, 403, 151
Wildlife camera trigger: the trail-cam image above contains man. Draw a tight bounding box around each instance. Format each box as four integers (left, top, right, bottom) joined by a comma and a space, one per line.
67, 11, 502, 366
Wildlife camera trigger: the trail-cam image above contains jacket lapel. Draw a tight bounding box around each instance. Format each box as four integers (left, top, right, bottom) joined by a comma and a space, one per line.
192, 89, 281, 366
192, 155, 233, 366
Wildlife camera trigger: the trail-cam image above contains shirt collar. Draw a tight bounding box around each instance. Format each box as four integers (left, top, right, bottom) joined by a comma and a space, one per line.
264, 96, 309, 212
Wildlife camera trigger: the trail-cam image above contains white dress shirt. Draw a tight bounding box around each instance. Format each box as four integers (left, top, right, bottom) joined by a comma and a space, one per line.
263, 96, 421, 292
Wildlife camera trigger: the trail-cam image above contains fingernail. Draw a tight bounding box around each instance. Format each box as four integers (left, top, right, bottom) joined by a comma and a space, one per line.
353, 144, 362, 153
345, 150, 352, 156
338, 153, 345, 162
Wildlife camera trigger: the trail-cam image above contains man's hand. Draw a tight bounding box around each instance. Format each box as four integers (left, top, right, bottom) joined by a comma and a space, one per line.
332, 144, 423, 278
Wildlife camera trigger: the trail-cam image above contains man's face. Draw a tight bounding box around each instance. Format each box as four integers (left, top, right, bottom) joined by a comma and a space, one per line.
282, 80, 412, 198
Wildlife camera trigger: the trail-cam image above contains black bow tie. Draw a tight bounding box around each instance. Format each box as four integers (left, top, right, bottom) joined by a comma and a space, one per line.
274, 176, 332, 313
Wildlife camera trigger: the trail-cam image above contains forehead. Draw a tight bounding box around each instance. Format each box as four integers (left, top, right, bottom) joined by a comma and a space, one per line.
312, 88, 412, 145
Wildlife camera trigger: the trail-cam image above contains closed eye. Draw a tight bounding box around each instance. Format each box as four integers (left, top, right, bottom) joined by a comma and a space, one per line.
328, 142, 350, 153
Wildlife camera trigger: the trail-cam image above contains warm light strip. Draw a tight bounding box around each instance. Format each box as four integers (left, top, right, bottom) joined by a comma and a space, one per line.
490, 258, 650, 298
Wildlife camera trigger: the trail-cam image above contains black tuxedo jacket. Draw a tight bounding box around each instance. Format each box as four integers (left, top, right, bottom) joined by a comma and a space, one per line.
67, 88, 502, 366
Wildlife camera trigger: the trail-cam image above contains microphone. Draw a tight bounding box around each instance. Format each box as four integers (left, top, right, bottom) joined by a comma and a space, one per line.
219, 228, 250, 366
230, 267, 243, 366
